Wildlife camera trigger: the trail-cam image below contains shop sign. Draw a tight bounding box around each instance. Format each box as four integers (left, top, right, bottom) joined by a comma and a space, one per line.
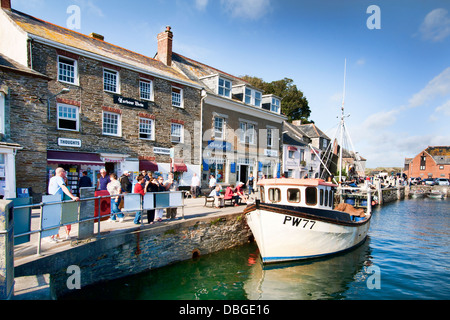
58, 138, 81, 148
264, 149, 278, 157
207, 140, 232, 151
114, 95, 149, 109
154, 147, 171, 155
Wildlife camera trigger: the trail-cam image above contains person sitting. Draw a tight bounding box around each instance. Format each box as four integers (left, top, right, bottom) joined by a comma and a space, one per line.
225, 184, 240, 206
209, 185, 224, 208
235, 182, 248, 204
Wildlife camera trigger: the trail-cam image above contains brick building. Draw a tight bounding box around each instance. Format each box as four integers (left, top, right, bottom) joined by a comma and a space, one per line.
0, 2, 203, 199
404, 146, 450, 180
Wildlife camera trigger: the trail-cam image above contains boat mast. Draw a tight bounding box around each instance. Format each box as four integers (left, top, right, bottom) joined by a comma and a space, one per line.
338, 59, 347, 183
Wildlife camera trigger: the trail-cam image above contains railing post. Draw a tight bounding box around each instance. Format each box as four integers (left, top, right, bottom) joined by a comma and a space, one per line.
0, 200, 14, 300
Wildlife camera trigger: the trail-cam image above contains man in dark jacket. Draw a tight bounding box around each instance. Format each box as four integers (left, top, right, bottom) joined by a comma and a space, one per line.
119, 171, 132, 193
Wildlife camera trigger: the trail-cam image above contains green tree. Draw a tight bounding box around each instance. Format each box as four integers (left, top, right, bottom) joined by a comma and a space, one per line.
241, 76, 311, 123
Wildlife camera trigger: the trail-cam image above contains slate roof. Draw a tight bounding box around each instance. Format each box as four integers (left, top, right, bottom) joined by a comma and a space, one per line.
295, 123, 330, 140
0, 52, 49, 79
426, 146, 450, 165
3, 9, 200, 88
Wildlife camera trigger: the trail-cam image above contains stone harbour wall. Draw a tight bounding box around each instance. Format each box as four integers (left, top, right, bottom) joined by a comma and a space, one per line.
14, 212, 252, 299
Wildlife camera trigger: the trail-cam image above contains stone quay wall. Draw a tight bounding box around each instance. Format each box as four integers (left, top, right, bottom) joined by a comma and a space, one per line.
14, 212, 252, 299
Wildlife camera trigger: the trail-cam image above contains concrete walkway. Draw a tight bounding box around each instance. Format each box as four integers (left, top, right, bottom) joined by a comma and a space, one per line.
11, 195, 254, 300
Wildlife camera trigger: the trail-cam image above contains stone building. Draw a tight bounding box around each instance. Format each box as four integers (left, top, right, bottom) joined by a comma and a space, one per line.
161, 49, 287, 188
0, 2, 203, 198
0, 53, 48, 199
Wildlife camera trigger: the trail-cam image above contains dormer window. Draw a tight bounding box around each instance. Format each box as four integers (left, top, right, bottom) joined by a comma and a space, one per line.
218, 78, 231, 98
245, 88, 262, 107
271, 98, 281, 113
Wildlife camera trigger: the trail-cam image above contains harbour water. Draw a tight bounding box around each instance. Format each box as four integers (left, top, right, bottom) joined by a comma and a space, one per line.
63, 197, 449, 300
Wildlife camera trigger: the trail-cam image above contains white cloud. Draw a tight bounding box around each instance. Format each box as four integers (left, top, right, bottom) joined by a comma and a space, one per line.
356, 58, 366, 66
195, 0, 209, 11
408, 67, 450, 108
418, 8, 450, 42
220, 0, 272, 20
430, 99, 450, 121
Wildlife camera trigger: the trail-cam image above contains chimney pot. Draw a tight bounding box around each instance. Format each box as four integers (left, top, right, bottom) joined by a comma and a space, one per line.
1, 0, 11, 10
157, 26, 173, 67
89, 32, 104, 41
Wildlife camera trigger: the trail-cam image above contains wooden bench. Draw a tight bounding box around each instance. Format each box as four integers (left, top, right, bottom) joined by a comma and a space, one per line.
204, 196, 235, 207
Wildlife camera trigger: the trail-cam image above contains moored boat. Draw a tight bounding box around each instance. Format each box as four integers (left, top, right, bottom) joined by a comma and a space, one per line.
427, 190, 445, 199
409, 189, 426, 199
244, 178, 371, 264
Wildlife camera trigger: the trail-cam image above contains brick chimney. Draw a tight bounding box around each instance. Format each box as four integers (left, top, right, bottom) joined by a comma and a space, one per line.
1, 0, 11, 10
157, 26, 173, 67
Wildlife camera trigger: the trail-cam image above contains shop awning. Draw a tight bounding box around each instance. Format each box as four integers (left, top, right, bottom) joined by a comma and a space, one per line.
173, 162, 188, 173
139, 160, 158, 172
47, 151, 104, 166
288, 146, 298, 151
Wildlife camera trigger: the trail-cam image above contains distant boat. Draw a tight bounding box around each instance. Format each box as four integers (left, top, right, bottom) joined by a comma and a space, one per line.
244, 178, 372, 264
409, 189, 426, 199
427, 190, 445, 199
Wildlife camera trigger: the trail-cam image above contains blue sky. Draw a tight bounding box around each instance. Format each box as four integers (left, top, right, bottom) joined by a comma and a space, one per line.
12, 0, 450, 168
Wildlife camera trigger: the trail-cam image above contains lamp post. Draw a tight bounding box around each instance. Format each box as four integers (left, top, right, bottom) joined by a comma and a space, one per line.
47, 88, 70, 120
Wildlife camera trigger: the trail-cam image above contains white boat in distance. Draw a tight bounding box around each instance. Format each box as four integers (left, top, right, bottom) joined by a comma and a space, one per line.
244, 178, 372, 264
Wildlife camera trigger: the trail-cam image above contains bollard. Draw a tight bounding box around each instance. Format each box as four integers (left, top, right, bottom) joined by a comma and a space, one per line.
0, 200, 14, 300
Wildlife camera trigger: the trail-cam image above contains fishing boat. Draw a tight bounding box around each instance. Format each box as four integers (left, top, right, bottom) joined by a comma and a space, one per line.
244, 178, 372, 264
427, 190, 445, 199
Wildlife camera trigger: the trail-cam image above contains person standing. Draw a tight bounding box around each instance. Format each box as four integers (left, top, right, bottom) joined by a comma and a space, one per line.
97, 168, 110, 191
133, 174, 146, 225
246, 173, 255, 196
190, 173, 201, 198
155, 176, 166, 222
209, 174, 216, 192
119, 171, 132, 194
164, 173, 178, 220
107, 173, 124, 223
48, 168, 79, 242
144, 177, 159, 224
78, 171, 92, 189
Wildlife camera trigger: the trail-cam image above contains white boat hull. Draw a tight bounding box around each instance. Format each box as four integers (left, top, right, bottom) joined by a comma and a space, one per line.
245, 204, 371, 264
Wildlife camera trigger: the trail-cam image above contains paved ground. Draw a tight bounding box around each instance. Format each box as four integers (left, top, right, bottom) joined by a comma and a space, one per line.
10, 195, 256, 300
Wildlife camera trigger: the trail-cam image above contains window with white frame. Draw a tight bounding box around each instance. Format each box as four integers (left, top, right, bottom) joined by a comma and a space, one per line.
172, 86, 183, 108
139, 118, 155, 140
140, 80, 153, 101
171, 123, 183, 143
267, 128, 274, 147
271, 98, 281, 113
245, 88, 262, 107
218, 78, 231, 98
57, 103, 79, 131
239, 122, 255, 144
214, 117, 225, 140
58, 56, 78, 84
104, 69, 119, 93
103, 111, 121, 136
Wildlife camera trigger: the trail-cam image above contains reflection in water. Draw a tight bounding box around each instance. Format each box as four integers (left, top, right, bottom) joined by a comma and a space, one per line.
245, 238, 372, 300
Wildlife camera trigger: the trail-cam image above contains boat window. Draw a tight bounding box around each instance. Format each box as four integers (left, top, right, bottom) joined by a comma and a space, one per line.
319, 189, 324, 205
260, 186, 265, 203
287, 189, 301, 203
268, 188, 281, 203
329, 190, 334, 208
324, 189, 329, 207
305, 187, 317, 206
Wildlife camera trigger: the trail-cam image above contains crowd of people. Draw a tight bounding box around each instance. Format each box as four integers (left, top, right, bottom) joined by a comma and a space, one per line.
47, 168, 182, 242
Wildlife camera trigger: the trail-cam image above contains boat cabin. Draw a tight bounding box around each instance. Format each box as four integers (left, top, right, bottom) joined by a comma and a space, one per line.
258, 179, 337, 210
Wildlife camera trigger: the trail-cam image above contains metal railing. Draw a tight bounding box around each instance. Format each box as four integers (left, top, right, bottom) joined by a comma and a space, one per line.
11, 191, 186, 256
